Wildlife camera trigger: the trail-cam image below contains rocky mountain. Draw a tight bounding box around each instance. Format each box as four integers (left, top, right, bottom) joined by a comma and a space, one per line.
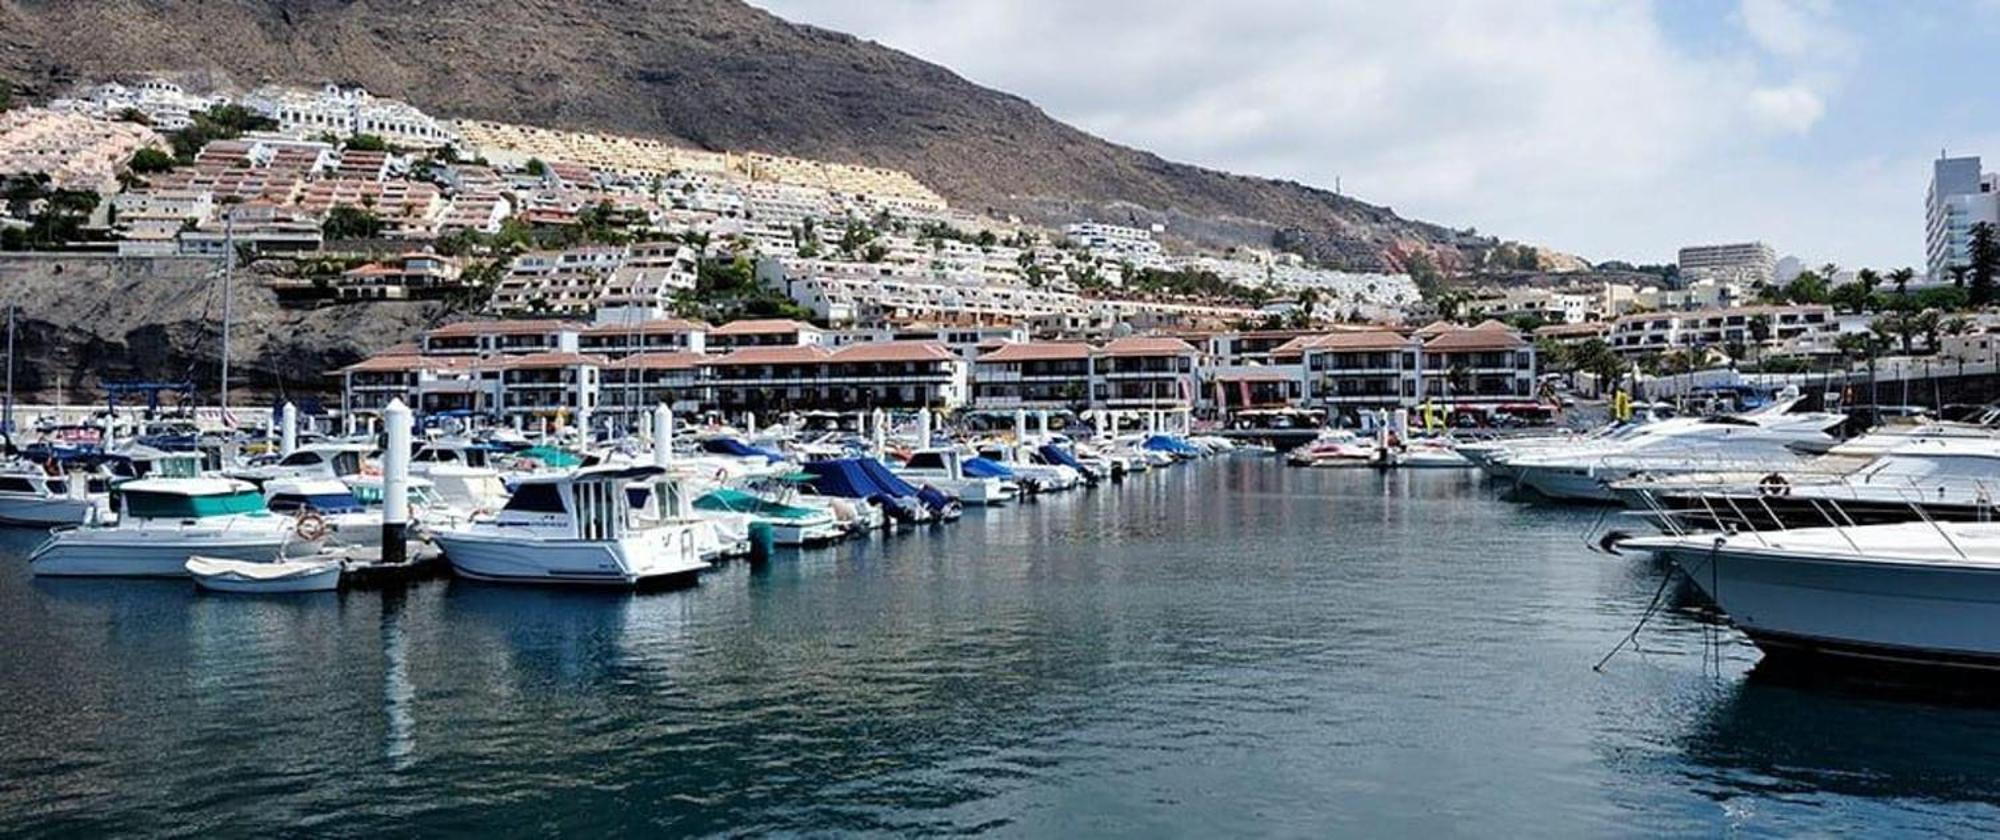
0, 0, 1503, 273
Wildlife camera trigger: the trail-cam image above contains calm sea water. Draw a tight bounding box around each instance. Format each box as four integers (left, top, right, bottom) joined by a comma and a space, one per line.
4, 458, 2000, 837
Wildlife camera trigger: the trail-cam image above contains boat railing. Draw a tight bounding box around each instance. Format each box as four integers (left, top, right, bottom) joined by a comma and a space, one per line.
1634, 474, 1980, 560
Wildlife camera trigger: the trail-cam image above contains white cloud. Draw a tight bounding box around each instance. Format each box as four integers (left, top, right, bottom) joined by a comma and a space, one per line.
754, 0, 1915, 266
1739, 0, 1850, 59
1748, 84, 1826, 133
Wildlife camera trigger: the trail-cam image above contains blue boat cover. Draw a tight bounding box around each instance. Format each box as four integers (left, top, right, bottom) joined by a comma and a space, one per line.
1036, 444, 1086, 470
856, 457, 923, 497
1143, 435, 1201, 455
916, 485, 957, 510
702, 437, 785, 463
962, 457, 1015, 479
802, 458, 880, 498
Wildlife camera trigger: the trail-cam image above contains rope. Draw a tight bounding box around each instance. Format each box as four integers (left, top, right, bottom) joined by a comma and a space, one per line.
1581, 504, 1612, 554
1594, 537, 1723, 672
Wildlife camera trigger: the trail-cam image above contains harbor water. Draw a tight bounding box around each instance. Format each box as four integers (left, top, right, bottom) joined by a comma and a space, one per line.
5, 459, 2000, 836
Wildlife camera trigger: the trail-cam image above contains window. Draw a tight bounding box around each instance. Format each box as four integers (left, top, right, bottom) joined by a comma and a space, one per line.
0, 477, 39, 494
505, 483, 567, 514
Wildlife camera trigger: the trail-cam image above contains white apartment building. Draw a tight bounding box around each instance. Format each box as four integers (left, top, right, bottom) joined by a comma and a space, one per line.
241, 85, 455, 149
1464, 286, 1594, 325
1608, 304, 1835, 357
1925, 156, 2000, 283
53, 79, 230, 131
1063, 222, 1165, 265
489, 246, 630, 316
1677, 241, 1776, 285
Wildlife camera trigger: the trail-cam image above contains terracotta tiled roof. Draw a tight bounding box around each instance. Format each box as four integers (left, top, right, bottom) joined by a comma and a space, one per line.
424, 319, 585, 337
499, 352, 606, 369
605, 352, 704, 370
831, 342, 957, 363
711, 318, 821, 336
705, 346, 835, 366
1284, 331, 1413, 353
1099, 336, 1199, 357
977, 341, 1093, 363
579, 319, 710, 335
1423, 328, 1527, 351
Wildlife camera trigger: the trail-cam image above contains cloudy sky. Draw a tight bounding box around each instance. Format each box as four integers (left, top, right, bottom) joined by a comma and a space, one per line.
755, 0, 2000, 269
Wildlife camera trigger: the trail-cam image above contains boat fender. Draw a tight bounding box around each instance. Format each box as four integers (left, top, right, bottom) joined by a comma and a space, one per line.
715, 467, 728, 482
1757, 473, 1790, 497
1597, 530, 1633, 555
295, 512, 329, 541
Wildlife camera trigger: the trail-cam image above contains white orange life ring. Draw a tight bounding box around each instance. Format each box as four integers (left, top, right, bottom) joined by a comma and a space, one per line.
294, 512, 329, 541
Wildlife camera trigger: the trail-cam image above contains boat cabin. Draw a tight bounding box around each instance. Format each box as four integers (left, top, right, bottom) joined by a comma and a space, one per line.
497, 466, 665, 540
117, 478, 269, 521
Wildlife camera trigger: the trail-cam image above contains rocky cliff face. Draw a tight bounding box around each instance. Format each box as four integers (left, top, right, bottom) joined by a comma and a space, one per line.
0, 255, 446, 402
0, 0, 1499, 272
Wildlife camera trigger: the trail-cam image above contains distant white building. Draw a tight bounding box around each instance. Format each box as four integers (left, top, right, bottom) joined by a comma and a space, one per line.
1925, 155, 2000, 283
240, 85, 455, 149
52, 78, 229, 131
1064, 221, 1164, 265
1677, 241, 1776, 286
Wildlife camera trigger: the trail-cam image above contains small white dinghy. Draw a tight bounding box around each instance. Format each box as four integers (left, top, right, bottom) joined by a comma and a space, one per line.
185, 555, 343, 594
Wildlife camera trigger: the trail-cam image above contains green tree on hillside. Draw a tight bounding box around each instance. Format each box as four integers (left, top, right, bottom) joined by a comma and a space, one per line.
344, 134, 390, 153
128, 147, 176, 174
322, 205, 385, 240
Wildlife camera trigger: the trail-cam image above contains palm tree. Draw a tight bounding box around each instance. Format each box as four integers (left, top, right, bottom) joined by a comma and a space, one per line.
1890, 267, 1917, 296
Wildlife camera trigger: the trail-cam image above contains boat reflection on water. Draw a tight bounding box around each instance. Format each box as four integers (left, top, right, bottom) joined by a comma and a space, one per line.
441, 579, 697, 690
1680, 667, 2000, 807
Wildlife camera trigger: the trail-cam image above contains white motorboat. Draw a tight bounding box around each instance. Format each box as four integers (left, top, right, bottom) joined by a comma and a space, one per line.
976, 443, 1081, 492
263, 477, 388, 546
29, 477, 318, 577
187, 554, 342, 593
433, 465, 709, 587
1286, 431, 1380, 468
0, 462, 108, 525
1380, 439, 1474, 469
1624, 520, 2000, 672
895, 448, 1018, 506
227, 443, 372, 485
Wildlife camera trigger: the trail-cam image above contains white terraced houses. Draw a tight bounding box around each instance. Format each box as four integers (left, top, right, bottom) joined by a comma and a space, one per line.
241, 85, 455, 149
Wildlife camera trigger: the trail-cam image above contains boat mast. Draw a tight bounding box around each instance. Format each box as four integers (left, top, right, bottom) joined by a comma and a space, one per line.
4, 303, 14, 437
219, 210, 234, 424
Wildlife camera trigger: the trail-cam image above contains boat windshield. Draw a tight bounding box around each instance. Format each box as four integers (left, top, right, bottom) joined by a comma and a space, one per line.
267, 492, 363, 514
906, 452, 947, 470
124, 489, 267, 518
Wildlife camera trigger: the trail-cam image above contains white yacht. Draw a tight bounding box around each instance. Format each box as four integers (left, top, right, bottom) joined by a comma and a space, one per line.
975, 443, 1081, 492
433, 465, 709, 587
1624, 519, 2000, 672
1286, 431, 1380, 468
0, 463, 107, 526
1504, 407, 1846, 502
29, 477, 317, 577
227, 443, 371, 485
895, 448, 1018, 506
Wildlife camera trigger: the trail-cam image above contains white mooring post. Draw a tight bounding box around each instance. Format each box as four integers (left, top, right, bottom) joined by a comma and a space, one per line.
1036, 409, 1051, 439
1014, 408, 1027, 442
382, 399, 412, 566
279, 402, 297, 458
872, 409, 887, 458
917, 407, 933, 449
